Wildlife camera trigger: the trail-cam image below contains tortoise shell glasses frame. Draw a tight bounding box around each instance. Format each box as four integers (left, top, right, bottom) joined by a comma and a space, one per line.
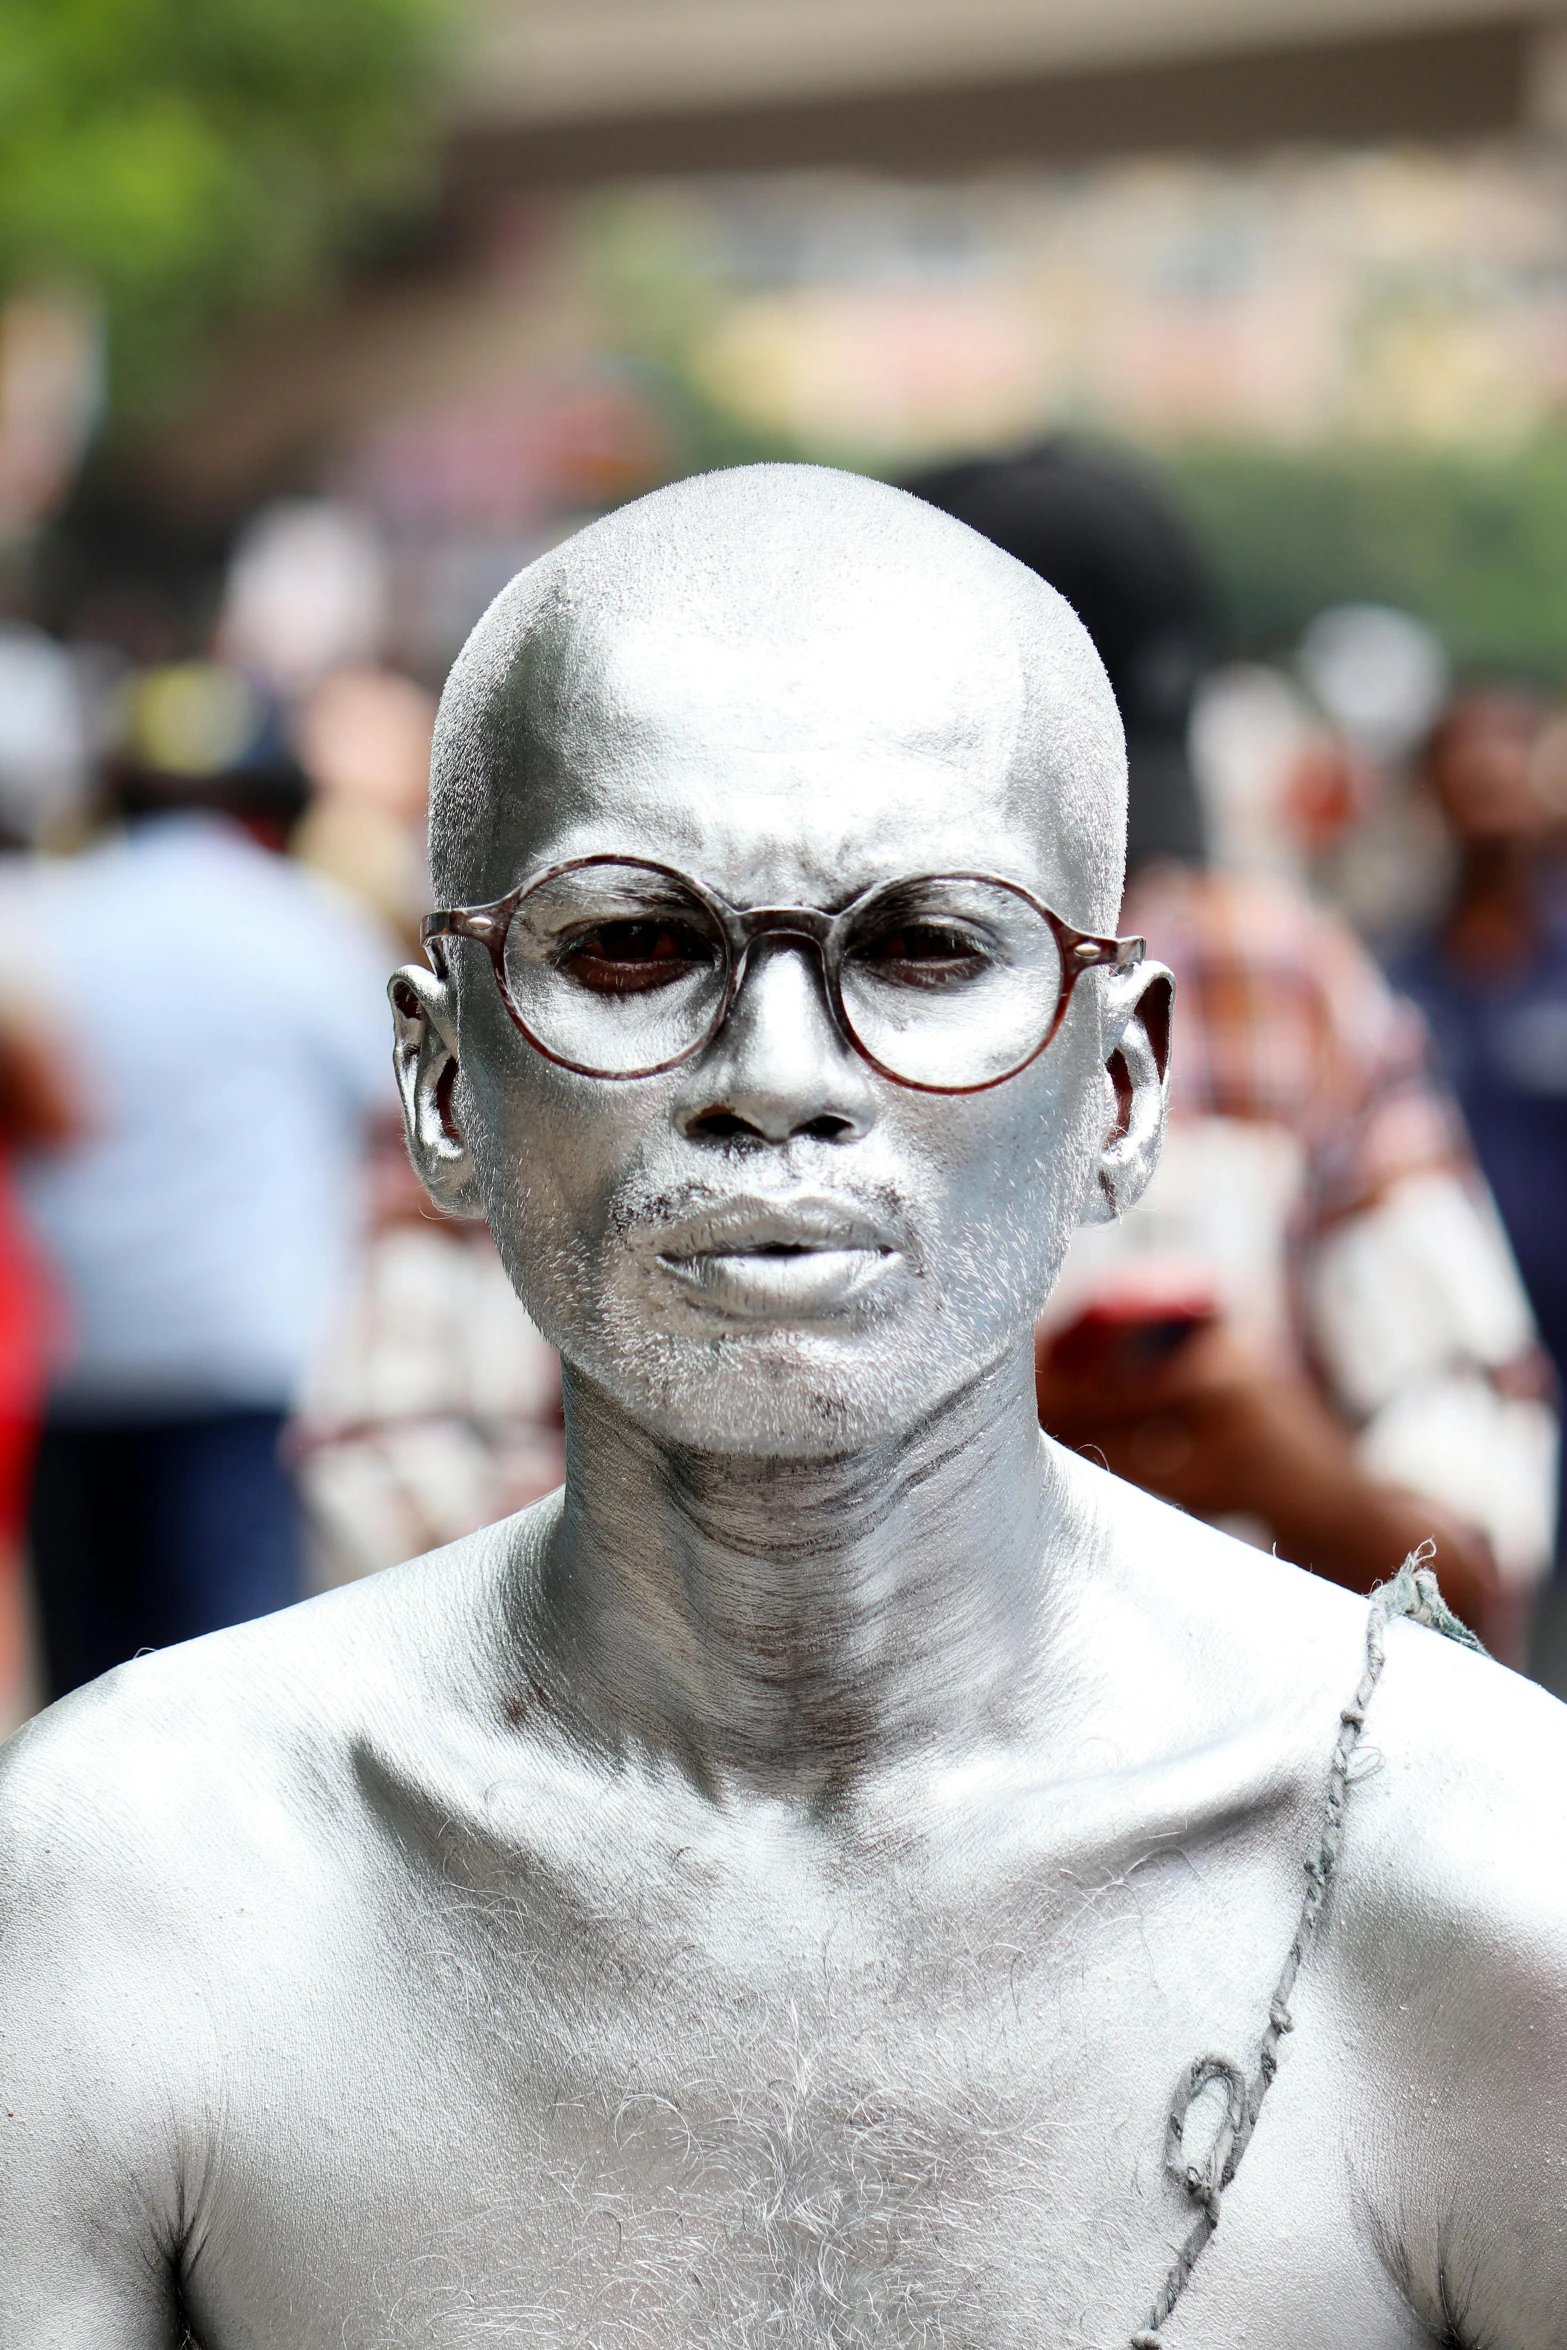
419, 854, 1144, 1097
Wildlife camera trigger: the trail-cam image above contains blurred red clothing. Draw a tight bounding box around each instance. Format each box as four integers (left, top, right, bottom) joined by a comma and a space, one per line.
0, 1021, 77, 1728
0, 1166, 55, 1530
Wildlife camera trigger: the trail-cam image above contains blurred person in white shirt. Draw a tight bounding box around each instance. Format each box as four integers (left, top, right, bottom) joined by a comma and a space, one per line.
15, 662, 395, 1697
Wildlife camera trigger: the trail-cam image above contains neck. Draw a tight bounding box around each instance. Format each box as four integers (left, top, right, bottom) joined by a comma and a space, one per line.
525, 1347, 1060, 1799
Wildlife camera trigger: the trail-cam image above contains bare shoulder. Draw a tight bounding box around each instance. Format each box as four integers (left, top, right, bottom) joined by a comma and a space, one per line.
1053, 1444, 1374, 1754
1059, 1451, 1567, 2340
0, 1506, 550, 2269
1081, 1449, 1567, 2349
0, 1508, 536, 1931
1333, 1592, 1567, 1977
1059, 1440, 1567, 1895
1325, 1617, 1567, 2345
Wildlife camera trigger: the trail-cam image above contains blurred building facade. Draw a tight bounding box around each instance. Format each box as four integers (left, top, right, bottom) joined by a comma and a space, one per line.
457, 0, 1567, 179
39, 0, 1567, 708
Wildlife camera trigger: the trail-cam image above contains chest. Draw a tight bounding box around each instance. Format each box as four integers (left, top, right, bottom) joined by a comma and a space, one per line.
178, 1820, 1426, 2350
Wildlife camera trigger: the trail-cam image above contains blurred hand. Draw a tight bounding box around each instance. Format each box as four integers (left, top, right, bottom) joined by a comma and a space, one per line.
1036, 1315, 1517, 1660
0, 1018, 81, 1150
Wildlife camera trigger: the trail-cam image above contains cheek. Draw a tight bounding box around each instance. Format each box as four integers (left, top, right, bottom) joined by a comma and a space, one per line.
454, 983, 594, 1225
456, 1053, 643, 1355
935, 1015, 1098, 1184
463, 1056, 627, 1232
899, 1043, 1102, 1298
455, 988, 677, 1253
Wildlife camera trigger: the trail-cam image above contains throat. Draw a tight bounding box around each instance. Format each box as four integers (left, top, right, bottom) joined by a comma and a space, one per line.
528, 1351, 1057, 1792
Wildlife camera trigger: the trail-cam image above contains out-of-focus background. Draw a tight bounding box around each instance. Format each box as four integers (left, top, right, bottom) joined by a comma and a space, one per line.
5, 0, 1567, 1726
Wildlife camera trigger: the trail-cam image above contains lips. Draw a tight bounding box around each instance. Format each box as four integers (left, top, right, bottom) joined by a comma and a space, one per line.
645, 1195, 903, 1320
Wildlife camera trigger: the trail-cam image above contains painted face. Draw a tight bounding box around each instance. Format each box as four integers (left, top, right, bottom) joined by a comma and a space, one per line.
436, 584, 1121, 1460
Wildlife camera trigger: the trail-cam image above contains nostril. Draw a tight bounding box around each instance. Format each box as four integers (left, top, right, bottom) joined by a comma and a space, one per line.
682, 1106, 860, 1145
687, 1109, 766, 1142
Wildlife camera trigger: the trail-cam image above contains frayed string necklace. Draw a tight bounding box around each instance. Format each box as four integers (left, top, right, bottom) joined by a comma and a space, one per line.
1130, 1547, 1484, 2349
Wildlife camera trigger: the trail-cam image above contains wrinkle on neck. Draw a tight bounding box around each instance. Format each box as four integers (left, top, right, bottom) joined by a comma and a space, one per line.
519, 1350, 1063, 1801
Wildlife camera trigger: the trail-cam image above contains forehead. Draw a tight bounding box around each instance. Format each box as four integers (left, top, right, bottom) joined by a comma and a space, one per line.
471, 591, 1081, 910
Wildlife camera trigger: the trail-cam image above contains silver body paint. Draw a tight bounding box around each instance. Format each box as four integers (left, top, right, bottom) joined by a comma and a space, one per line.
2, 467, 1565, 2349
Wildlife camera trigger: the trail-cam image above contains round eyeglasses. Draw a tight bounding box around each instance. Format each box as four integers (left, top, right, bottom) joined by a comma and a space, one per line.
421, 856, 1144, 1097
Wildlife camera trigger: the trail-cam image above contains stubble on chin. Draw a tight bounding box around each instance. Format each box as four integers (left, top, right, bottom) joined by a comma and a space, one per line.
470, 1091, 1090, 1459
511, 1222, 1060, 1464
529, 1231, 944, 1457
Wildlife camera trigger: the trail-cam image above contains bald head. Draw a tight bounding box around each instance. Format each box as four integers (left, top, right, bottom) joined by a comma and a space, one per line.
429, 464, 1126, 928
403, 468, 1167, 1457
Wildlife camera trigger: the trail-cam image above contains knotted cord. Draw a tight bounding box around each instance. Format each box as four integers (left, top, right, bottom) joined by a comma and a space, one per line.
1129, 1547, 1484, 2348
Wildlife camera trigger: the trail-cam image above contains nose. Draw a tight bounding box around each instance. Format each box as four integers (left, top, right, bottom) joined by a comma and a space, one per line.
675, 938, 877, 1145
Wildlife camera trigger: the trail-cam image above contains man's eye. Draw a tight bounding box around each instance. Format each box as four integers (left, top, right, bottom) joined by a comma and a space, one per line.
558, 921, 714, 993
854, 923, 988, 983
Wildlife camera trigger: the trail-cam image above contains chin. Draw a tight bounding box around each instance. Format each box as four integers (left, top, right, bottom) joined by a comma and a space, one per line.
571, 1316, 992, 1460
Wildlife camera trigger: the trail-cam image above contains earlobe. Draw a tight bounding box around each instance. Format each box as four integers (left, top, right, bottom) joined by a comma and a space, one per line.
1082, 964, 1173, 1226
389, 965, 486, 1219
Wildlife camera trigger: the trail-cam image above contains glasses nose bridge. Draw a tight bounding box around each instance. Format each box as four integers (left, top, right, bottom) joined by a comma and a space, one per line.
722, 903, 850, 1040
727, 902, 837, 984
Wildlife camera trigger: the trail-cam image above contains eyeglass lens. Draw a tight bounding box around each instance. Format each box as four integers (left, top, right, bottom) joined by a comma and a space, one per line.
501, 862, 1066, 1086
503, 864, 729, 1075
839, 876, 1065, 1087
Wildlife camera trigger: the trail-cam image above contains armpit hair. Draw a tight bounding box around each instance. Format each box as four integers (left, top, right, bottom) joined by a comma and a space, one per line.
1368, 2197, 1493, 2350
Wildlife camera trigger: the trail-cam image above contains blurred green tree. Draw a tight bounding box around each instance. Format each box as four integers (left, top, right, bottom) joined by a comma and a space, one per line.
0, 0, 449, 420
1165, 437, 1567, 681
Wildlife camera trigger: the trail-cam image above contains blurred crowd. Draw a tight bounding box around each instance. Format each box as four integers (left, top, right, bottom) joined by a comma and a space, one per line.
915, 442, 1566, 1671
1, 452, 1566, 1729
0, 506, 563, 1732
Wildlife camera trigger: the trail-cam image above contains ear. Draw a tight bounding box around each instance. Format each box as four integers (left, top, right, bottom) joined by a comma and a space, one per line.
389, 964, 486, 1219
1080, 959, 1173, 1226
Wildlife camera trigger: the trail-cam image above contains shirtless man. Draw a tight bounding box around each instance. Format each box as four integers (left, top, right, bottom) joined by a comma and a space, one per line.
2, 466, 1564, 2349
